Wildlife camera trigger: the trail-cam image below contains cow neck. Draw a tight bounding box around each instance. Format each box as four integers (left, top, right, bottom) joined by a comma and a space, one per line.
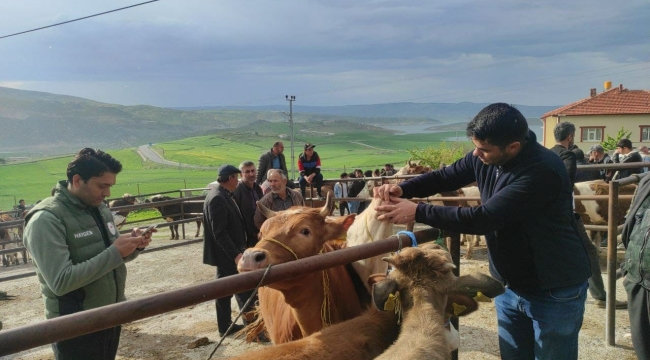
260, 239, 361, 336
258, 238, 335, 333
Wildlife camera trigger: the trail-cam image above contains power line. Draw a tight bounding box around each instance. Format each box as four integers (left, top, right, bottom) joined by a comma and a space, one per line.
0, 0, 161, 40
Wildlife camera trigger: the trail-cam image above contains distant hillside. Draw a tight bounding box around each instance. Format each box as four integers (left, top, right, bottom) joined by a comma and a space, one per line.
176, 102, 558, 124
0, 86, 554, 158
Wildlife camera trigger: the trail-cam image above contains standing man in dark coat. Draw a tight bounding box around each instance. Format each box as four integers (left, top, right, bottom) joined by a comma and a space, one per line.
233, 161, 264, 247
257, 141, 295, 191
203, 164, 255, 337
550, 122, 627, 309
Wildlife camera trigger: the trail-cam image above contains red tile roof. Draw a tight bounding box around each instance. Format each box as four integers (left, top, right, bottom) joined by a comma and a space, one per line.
541, 84, 650, 118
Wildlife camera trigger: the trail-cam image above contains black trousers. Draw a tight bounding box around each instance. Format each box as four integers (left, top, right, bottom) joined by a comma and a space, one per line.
215, 266, 256, 333
575, 215, 607, 300
624, 279, 650, 359
52, 326, 121, 360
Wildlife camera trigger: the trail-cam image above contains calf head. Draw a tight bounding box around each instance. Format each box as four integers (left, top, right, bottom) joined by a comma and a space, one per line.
372, 243, 504, 318
238, 194, 355, 289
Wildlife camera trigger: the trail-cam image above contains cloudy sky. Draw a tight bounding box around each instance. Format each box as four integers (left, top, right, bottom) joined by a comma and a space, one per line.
1, 0, 648, 108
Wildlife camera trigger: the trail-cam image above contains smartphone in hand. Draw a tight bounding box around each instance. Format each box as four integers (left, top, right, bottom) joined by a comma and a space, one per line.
140, 224, 156, 236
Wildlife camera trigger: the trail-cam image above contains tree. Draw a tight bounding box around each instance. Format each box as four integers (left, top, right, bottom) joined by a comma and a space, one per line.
600, 127, 631, 151
407, 141, 471, 169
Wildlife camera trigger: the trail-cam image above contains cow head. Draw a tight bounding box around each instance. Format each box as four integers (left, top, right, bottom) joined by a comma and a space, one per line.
394, 159, 432, 177
372, 243, 504, 319
238, 194, 356, 287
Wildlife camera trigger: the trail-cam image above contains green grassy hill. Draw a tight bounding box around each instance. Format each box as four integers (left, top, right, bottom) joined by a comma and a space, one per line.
0, 122, 467, 210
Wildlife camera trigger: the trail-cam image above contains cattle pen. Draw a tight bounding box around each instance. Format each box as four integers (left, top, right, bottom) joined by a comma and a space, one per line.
0, 167, 641, 359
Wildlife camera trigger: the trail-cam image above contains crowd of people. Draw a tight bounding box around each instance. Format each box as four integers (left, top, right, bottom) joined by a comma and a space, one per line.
16, 103, 650, 360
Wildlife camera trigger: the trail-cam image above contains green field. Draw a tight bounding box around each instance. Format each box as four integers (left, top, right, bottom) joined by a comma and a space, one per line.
0, 124, 468, 210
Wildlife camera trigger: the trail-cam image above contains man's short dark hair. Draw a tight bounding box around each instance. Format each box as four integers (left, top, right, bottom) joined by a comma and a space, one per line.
340, 172, 348, 178
616, 139, 633, 149
273, 141, 283, 148
466, 103, 529, 148
554, 122, 576, 142
66, 148, 122, 183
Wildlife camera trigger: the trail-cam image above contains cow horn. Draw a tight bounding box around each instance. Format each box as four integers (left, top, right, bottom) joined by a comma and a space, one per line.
407, 158, 414, 167
319, 192, 333, 217
257, 202, 277, 219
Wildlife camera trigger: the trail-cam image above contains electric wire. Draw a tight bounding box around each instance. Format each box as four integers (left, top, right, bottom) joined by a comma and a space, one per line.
0, 0, 161, 40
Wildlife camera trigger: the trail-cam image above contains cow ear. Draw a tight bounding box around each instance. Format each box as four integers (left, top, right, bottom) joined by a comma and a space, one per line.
341, 214, 356, 231
451, 274, 505, 299
372, 279, 399, 311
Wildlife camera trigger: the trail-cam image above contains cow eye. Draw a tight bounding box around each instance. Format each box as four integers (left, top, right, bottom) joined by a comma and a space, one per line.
300, 228, 311, 236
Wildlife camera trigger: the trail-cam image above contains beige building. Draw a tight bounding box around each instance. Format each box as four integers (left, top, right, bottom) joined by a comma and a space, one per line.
541, 83, 650, 151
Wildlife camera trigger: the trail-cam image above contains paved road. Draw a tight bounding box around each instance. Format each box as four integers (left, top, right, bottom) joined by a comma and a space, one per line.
137, 145, 216, 170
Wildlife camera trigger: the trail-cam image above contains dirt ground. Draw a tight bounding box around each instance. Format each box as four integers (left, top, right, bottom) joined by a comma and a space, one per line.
0, 223, 639, 360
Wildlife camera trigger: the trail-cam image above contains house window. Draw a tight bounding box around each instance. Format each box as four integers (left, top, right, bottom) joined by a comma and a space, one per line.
580, 127, 604, 142
640, 126, 650, 142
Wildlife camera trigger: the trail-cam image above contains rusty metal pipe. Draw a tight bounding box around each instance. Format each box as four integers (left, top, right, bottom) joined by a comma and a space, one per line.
0, 228, 442, 356
606, 181, 619, 346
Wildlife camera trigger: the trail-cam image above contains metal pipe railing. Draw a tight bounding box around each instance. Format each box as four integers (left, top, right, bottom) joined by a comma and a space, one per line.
0, 228, 442, 356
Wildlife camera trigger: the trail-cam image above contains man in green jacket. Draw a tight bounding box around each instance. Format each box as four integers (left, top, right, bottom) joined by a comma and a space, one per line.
24, 148, 154, 360
621, 173, 650, 359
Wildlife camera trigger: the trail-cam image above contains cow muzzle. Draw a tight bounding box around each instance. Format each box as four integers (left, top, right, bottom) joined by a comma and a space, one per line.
238, 249, 269, 272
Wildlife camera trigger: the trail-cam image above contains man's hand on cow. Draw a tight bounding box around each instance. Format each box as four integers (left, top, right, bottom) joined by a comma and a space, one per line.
375, 197, 417, 224
373, 184, 403, 202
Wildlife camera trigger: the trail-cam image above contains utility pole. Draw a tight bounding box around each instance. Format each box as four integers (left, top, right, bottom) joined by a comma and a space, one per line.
284, 95, 296, 180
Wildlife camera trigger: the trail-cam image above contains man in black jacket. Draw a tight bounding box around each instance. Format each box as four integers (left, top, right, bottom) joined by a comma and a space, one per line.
588, 144, 613, 181
203, 164, 255, 337
374, 103, 590, 360
551, 122, 627, 309
610, 139, 644, 181
257, 142, 287, 185
233, 161, 264, 248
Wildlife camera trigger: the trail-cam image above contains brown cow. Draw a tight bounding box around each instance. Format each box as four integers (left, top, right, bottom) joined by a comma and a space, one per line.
238, 194, 366, 343
574, 180, 637, 245
231, 243, 504, 360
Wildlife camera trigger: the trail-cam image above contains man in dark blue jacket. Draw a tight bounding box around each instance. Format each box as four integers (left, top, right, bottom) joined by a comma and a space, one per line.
374, 103, 591, 360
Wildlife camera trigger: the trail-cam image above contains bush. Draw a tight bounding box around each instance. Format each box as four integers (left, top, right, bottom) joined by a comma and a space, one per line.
601, 127, 631, 151
407, 141, 471, 169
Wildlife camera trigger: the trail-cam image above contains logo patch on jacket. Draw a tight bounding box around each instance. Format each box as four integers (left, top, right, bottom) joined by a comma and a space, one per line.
74, 230, 94, 239
107, 222, 116, 235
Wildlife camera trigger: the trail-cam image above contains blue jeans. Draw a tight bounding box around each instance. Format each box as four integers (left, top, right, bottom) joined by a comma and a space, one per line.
495, 282, 588, 360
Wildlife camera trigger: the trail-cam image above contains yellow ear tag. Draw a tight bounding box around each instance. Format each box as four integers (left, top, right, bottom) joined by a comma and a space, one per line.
384, 292, 398, 311
383, 291, 403, 324
453, 302, 467, 316
473, 291, 491, 302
